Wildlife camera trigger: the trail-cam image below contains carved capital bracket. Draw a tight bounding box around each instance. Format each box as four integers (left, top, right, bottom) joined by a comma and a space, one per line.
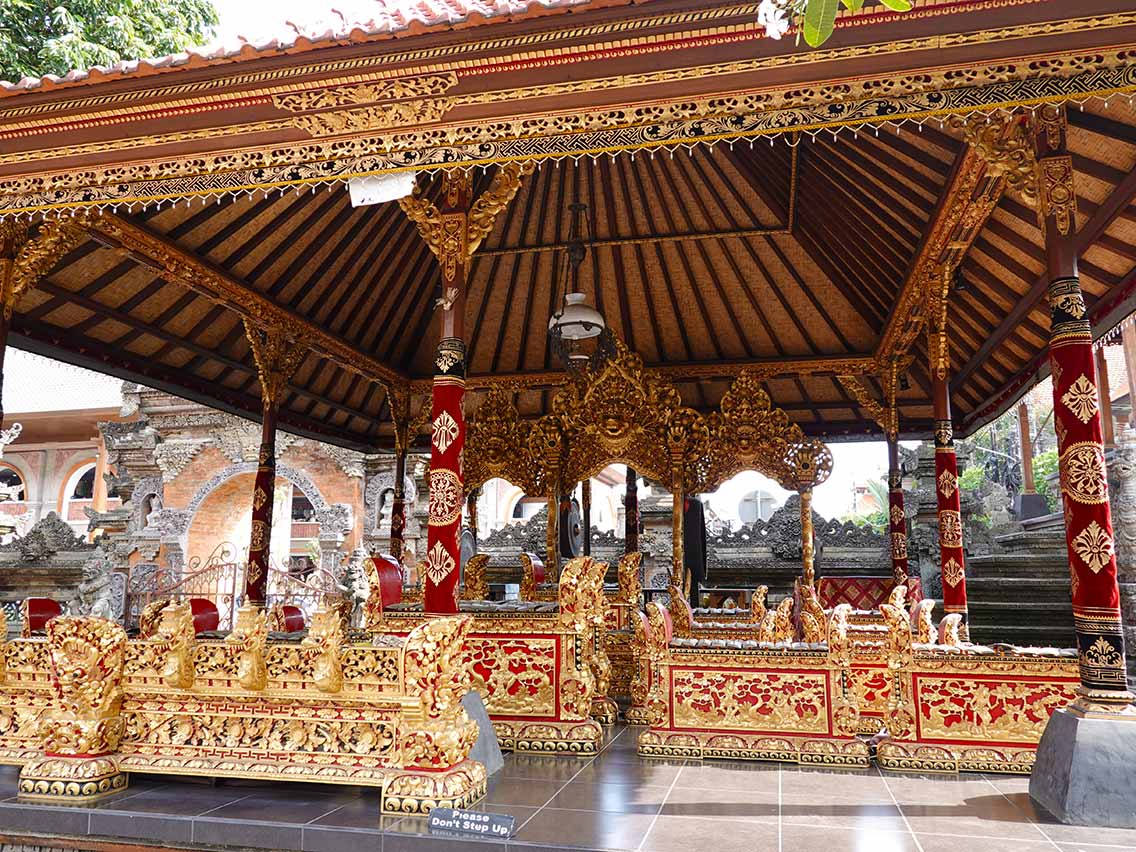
399, 162, 533, 290
243, 319, 308, 409
956, 110, 1038, 205
1031, 104, 1077, 237
838, 374, 890, 436
0, 216, 88, 320
389, 384, 412, 452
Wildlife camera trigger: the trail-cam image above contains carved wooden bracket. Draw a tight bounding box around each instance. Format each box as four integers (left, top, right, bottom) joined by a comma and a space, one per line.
243, 319, 308, 409
0, 216, 89, 320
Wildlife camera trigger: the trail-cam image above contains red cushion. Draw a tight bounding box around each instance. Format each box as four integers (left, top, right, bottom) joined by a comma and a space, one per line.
24, 598, 62, 633
369, 555, 404, 608
189, 598, 220, 635
279, 604, 305, 633
524, 552, 546, 585
817, 576, 926, 611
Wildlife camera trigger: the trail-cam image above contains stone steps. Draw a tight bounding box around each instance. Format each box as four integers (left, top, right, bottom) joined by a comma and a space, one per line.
966, 553, 1070, 578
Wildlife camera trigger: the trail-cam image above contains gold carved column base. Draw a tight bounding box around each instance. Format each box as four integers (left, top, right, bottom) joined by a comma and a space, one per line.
591, 697, 619, 726
877, 740, 1042, 775
637, 730, 869, 768
382, 760, 487, 816
492, 719, 603, 756
18, 754, 128, 804
1066, 687, 1136, 721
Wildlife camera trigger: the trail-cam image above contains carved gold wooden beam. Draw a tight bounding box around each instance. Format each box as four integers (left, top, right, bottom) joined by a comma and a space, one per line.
408, 354, 879, 393
78, 213, 407, 388
875, 119, 1012, 367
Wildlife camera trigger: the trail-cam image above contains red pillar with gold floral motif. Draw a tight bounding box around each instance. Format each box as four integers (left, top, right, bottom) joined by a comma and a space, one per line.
1034, 105, 1131, 702
886, 436, 910, 587
931, 367, 968, 626
243, 321, 305, 606
400, 165, 531, 613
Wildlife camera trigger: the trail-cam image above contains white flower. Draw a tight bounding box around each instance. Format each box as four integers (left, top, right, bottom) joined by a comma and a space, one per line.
757, 0, 791, 40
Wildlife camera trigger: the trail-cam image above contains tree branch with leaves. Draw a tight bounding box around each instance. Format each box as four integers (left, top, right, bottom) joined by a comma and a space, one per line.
1, 0, 218, 83
758, 0, 912, 47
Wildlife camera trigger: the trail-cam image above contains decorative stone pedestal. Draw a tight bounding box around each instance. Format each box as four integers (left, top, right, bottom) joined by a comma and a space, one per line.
18, 755, 128, 804
1029, 705, 1136, 828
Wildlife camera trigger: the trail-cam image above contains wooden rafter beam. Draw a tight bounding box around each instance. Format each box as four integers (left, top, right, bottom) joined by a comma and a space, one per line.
408, 354, 878, 393
953, 161, 1136, 393
77, 213, 409, 389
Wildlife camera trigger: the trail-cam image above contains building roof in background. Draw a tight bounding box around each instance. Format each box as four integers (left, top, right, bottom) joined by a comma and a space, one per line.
0, 0, 600, 94
3, 349, 122, 414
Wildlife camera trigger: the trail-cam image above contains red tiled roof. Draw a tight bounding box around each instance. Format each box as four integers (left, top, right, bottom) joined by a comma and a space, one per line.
0, 0, 601, 95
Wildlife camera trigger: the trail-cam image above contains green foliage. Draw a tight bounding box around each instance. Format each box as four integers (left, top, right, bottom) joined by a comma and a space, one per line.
802, 0, 838, 47
1032, 449, 1061, 512
0, 0, 218, 82
958, 464, 986, 492
802, 0, 909, 46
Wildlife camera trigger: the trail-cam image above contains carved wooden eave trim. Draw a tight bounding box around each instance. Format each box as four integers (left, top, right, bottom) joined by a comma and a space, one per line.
2, 37, 1136, 216
78, 213, 407, 388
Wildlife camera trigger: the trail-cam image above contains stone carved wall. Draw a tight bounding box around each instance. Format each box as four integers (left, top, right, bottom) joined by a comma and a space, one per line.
86, 388, 371, 606
1108, 427, 1136, 686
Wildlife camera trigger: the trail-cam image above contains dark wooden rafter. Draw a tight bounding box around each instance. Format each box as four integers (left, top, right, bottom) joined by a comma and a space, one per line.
79, 213, 407, 386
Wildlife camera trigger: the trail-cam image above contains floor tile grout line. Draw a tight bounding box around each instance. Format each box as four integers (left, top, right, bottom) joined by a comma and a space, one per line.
881, 770, 925, 852
777, 763, 782, 852
513, 726, 625, 835
982, 775, 1061, 850
305, 802, 348, 825
634, 750, 682, 852
194, 792, 254, 817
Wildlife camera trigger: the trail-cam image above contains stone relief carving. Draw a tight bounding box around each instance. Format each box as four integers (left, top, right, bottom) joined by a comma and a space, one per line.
0, 512, 94, 560
320, 444, 365, 478
364, 470, 419, 533
76, 543, 126, 621
215, 418, 298, 464
153, 440, 207, 482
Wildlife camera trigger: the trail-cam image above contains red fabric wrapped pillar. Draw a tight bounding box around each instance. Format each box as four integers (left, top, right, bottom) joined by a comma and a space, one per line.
1035, 106, 1130, 701
424, 337, 466, 613
932, 374, 968, 625
886, 436, 910, 587
246, 403, 276, 606
625, 466, 639, 554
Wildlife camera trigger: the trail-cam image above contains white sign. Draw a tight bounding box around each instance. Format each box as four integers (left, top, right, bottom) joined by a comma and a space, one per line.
347, 172, 417, 207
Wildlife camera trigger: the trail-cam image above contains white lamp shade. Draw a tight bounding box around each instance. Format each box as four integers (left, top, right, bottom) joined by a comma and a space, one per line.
549, 292, 605, 340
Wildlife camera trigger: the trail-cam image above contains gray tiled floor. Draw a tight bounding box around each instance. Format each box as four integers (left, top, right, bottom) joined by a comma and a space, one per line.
2, 725, 1136, 851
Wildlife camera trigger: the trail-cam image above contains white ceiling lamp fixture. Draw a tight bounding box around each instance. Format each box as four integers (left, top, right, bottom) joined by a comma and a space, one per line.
347, 172, 417, 207
548, 201, 615, 374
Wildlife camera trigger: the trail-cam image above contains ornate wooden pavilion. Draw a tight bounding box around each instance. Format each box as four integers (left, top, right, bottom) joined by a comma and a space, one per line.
2, 0, 1136, 826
